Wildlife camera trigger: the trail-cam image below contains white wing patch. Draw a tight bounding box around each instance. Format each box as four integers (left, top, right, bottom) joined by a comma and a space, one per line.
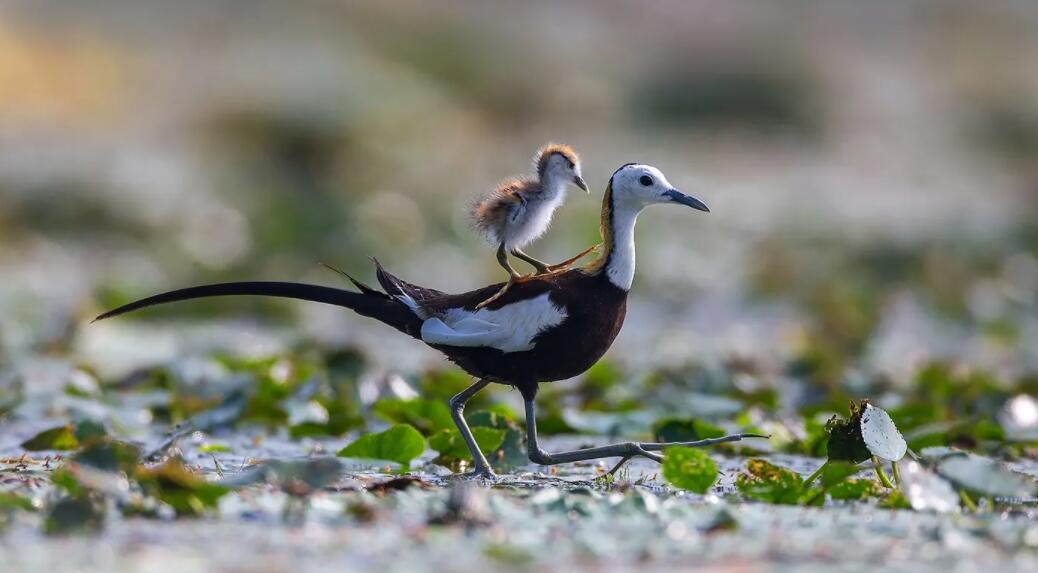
419, 292, 567, 353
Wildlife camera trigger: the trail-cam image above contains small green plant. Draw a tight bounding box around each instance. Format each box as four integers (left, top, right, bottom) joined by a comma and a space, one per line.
661, 447, 718, 494
337, 424, 426, 469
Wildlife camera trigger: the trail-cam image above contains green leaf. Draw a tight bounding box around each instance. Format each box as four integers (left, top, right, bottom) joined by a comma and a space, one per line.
878, 489, 911, 509
829, 479, 882, 500
652, 418, 726, 442
735, 459, 805, 504
818, 461, 860, 487
22, 425, 80, 451
371, 398, 454, 435
198, 444, 231, 454
662, 447, 718, 493
73, 440, 141, 473
337, 424, 426, 468
0, 492, 35, 512
428, 427, 506, 462
467, 409, 516, 429
73, 420, 108, 443
135, 459, 229, 517
44, 495, 105, 535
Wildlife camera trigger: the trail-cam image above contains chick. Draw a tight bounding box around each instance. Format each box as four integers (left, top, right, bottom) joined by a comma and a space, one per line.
470, 143, 591, 308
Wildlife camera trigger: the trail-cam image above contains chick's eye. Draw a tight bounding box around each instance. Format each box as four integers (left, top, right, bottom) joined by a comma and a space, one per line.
639, 175, 653, 186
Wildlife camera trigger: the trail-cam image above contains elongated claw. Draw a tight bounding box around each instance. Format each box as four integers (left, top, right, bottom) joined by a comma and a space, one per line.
543, 243, 601, 274
638, 433, 770, 452
474, 277, 517, 310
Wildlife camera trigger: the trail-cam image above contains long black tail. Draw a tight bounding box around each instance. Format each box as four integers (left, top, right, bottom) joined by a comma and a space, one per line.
92, 281, 424, 339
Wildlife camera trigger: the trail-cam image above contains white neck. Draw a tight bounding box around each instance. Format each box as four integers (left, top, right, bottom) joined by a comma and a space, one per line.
539, 172, 568, 201
605, 198, 642, 290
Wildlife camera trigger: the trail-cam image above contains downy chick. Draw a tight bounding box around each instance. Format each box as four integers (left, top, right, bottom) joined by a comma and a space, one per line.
470, 143, 591, 308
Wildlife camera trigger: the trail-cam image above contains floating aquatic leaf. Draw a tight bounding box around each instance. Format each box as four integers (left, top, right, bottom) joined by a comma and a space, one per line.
735, 459, 804, 505
878, 490, 912, 510
899, 460, 959, 513
828, 478, 882, 501
135, 458, 229, 517
429, 427, 506, 465
73, 440, 141, 473
44, 495, 106, 535
0, 493, 34, 513
818, 461, 861, 487
936, 453, 1036, 498
652, 418, 726, 443
22, 425, 80, 451
662, 446, 718, 494
371, 398, 454, 435
337, 424, 426, 468
800, 461, 872, 504
860, 403, 907, 461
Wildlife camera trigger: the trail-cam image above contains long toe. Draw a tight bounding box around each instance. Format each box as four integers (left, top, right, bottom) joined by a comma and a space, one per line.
454, 467, 498, 482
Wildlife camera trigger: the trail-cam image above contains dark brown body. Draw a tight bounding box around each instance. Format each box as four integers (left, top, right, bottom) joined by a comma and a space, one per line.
95, 261, 628, 401
424, 269, 628, 398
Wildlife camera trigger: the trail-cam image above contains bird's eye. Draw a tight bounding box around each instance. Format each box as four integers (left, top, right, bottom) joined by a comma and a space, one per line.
639, 175, 653, 186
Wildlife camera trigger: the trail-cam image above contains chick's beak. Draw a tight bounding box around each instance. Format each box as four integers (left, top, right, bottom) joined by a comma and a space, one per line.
663, 189, 710, 212
573, 175, 589, 193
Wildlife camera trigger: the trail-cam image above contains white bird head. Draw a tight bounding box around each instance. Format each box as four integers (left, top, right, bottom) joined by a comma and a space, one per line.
609, 163, 709, 212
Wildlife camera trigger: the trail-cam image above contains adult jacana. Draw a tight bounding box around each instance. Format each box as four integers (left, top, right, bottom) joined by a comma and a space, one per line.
95, 163, 763, 479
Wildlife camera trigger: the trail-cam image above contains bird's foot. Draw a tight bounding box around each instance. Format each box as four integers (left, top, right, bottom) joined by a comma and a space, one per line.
453, 466, 498, 482
474, 275, 527, 309
540, 244, 601, 274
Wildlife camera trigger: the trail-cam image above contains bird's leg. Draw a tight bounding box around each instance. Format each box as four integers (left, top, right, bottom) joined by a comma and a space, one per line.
544, 243, 601, 273
523, 399, 662, 466
510, 248, 551, 275
523, 398, 767, 471
475, 243, 523, 310
449, 378, 495, 480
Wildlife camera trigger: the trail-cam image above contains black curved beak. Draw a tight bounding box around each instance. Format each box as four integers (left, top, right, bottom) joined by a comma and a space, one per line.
663, 189, 709, 212
573, 175, 589, 193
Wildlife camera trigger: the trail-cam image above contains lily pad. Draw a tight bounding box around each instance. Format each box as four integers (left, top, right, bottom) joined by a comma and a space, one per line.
935, 453, 1036, 498
429, 427, 506, 464
662, 447, 718, 494
73, 440, 141, 473
371, 398, 454, 435
22, 425, 81, 451
135, 458, 230, 517
337, 424, 426, 468
43, 495, 106, 535
735, 459, 804, 505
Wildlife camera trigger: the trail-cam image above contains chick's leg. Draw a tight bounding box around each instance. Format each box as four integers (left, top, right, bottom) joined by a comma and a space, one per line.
544, 243, 601, 272
510, 248, 551, 274
475, 243, 523, 310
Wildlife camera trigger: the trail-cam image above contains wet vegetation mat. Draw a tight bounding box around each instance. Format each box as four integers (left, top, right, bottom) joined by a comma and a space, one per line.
1, 343, 1037, 572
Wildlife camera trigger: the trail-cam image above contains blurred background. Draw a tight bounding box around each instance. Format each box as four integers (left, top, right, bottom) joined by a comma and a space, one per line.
1, 0, 1036, 390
